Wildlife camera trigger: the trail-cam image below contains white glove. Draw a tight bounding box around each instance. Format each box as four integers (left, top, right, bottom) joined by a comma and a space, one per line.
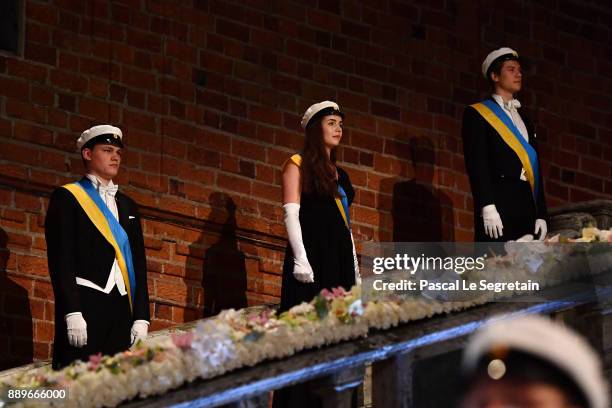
534, 219, 547, 241
130, 320, 149, 345
482, 204, 503, 239
65, 312, 87, 348
283, 203, 314, 283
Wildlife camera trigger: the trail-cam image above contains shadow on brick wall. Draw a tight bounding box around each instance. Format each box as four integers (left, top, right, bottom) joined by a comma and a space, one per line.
0, 227, 33, 370
382, 136, 455, 242
201, 192, 247, 317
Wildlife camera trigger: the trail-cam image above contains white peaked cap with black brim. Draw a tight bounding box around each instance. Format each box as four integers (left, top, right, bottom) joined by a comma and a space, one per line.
462, 314, 609, 408
482, 47, 519, 79
300, 101, 344, 129
77, 124, 123, 151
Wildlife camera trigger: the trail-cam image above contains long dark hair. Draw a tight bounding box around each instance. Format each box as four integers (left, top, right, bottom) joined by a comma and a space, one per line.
301, 117, 339, 197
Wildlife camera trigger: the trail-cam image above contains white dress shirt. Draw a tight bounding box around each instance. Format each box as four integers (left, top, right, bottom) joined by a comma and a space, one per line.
492, 94, 529, 180
74, 174, 127, 296
66, 174, 149, 328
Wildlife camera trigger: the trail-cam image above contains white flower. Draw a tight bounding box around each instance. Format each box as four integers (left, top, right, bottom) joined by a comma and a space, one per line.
348, 299, 364, 316
289, 302, 314, 315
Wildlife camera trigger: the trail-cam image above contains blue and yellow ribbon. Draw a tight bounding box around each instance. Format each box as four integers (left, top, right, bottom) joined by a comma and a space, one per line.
471, 99, 540, 201
336, 185, 350, 228
285, 153, 350, 228
62, 180, 136, 312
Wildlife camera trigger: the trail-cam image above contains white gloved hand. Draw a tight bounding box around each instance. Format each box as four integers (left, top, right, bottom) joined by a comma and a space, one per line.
482, 204, 504, 239
130, 320, 149, 345
534, 219, 547, 241
65, 312, 87, 348
283, 203, 314, 283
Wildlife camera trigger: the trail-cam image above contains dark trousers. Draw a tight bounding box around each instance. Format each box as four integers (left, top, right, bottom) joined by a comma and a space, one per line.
52, 286, 132, 370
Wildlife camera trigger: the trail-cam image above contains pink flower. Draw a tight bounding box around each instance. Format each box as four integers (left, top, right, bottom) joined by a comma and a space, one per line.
88, 353, 103, 371
332, 287, 346, 297
320, 288, 333, 301
171, 332, 194, 350
321, 287, 347, 301
34, 374, 48, 384
248, 311, 270, 326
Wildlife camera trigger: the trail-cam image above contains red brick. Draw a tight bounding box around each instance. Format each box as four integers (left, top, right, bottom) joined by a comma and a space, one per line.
2, 209, 26, 225
121, 66, 157, 90
33, 281, 54, 300
149, 319, 172, 331
232, 138, 266, 161
371, 100, 400, 121
217, 173, 252, 194
156, 280, 189, 304
44, 301, 55, 321
154, 302, 172, 320
123, 109, 157, 133
6, 101, 46, 124
7, 60, 48, 82
126, 28, 161, 52
38, 150, 66, 172
17, 255, 48, 277
580, 157, 609, 176
156, 196, 197, 217
31, 237, 47, 252
0, 190, 13, 206
50, 70, 87, 92
35, 321, 54, 342
31, 85, 54, 106
251, 181, 281, 202
29, 298, 45, 320
26, 21, 51, 44
27, 1, 58, 25
216, 18, 250, 43
570, 188, 598, 202
165, 39, 197, 64
160, 77, 195, 101
0, 78, 29, 100
14, 192, 41, 213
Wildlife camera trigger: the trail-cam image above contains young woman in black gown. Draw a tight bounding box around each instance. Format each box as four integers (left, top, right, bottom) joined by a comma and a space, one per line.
273, 101, 361, 408
279, 100, 359, 312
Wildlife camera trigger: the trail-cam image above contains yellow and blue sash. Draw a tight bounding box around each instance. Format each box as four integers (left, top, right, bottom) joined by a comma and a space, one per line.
470, 99, 540, 201
285, 154, 350, 228
336, 185, 350, 228
62, 179, 136, 312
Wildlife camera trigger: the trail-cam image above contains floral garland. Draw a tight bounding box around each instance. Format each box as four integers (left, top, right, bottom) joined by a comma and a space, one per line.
2, 228, 610, 407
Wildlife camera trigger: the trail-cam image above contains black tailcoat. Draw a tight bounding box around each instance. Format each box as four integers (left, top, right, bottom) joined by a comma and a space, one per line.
45, 178, 149, 368
462, 99, 547, 242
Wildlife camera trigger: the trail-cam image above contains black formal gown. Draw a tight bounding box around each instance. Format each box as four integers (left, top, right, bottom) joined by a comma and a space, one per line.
274, 156, 358, 408
279, 157, 356, 312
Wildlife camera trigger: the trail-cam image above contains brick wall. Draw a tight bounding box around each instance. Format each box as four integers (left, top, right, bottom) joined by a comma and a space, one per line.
0, 0, 610, 366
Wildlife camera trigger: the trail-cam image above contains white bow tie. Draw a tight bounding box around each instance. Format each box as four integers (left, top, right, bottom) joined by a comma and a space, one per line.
503, 99, 521, 111
98, 184, 118, 197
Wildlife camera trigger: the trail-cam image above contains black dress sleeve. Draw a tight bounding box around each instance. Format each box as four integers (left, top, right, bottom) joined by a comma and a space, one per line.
523, 115, 548, 220
120, 195, 150, 322
337, 167, 355, 206
462, 106, 495, 210
532, 139, 548, 220
45, 188, 82, 316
